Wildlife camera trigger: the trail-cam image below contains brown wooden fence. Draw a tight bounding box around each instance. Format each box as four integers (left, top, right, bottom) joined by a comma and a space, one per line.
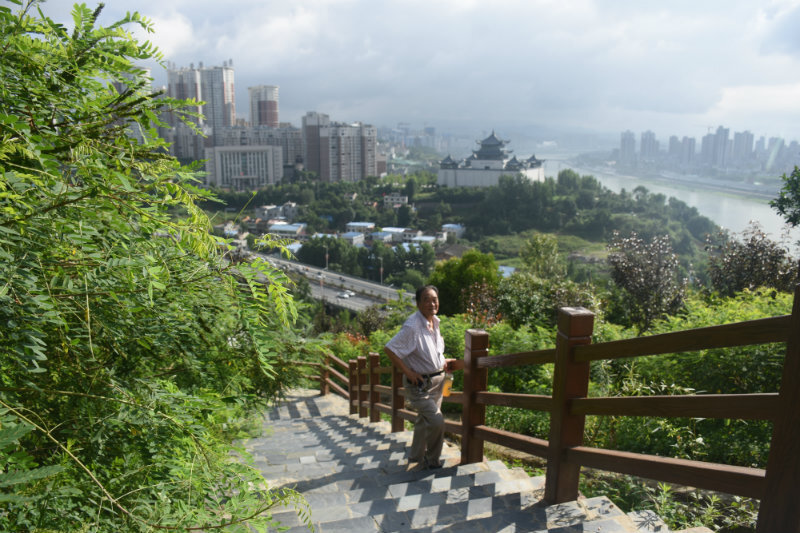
310, 285, 800, 532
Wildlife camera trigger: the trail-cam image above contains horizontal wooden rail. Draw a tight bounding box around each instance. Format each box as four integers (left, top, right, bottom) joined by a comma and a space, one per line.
328, 366, 348, 385
574, 315, 791, 363
374, 384, 391, 395
474, 425, 549, 458
571, 393, 780, 420
359, 366, 393, 376
326, 379, 348, 399
443, 391, 464, 404
375, 402, 391, 415
397, 408, 416, 422
476, 391, 553, 412
567, 446, 766, 499
477, 348, 556, 369
287, 360, 321, 368
444, 419, 463, 436
328, 353, 348, 372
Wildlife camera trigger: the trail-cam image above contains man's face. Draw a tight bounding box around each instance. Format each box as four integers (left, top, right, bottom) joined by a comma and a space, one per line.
417, 289, 439, 318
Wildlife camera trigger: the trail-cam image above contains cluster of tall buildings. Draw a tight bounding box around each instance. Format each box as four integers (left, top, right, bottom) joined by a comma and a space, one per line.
157, 61, 378, 190
617, 127, 799, 176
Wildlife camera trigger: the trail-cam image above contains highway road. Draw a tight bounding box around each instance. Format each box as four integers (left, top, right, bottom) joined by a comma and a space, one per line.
253, 252, 413, 312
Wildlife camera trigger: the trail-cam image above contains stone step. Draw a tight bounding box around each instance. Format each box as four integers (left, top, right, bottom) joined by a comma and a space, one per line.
249, 390, 688, 533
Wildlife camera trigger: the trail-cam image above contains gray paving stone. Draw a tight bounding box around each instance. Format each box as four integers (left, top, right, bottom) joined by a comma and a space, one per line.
319, 515, 379, 532
546, 500, 590, 528
628, 510, 669, 532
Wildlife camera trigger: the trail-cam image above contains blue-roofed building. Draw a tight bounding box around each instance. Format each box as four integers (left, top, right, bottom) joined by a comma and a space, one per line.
412, 235, 437, 246
269, 223, 307, 239
381, 227, 407, 242
369, 231, 393, 244
442, 223, 466, 238
341, 231, 365, 246
345, 221, 376, 234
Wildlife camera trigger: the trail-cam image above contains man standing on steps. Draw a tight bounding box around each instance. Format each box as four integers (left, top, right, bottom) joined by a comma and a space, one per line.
384, 285, 463, 469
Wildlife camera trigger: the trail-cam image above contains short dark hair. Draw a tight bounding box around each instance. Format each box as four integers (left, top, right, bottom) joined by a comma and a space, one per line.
415, 285, 439, 302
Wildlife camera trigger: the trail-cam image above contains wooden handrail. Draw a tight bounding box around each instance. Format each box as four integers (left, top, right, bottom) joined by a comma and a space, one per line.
571, 393, 779, 420
475, 391, 553, 411
567, 446, 765, 499
328, 353, 348, 372
477, 348, 556, 369
574, 315, 791, 363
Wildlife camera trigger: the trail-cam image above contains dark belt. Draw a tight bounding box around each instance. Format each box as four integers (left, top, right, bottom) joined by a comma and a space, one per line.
420, 370, 443, 379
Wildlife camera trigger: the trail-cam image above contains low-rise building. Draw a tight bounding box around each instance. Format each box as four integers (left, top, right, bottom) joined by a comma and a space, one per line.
442, 223, 466, 238
345, 221, 376, 234
402, 228, 423, 242
368, 231, 394, 244
341, 231, 365, 246
383, 193, 408, 208
269, 223, 307, 240
381, 227, 407, 243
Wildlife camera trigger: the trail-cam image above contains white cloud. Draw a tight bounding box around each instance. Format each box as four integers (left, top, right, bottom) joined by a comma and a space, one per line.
23, 0, 800, 140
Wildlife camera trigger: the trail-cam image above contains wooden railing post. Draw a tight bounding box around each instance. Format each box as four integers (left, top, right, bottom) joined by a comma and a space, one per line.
391, 364, 404, 432
545, 306, 595, 504
348, 360, 358, 415
357, 356, 368, 418
757, 285, 800, 532
320, 354, 330, 396
369, 352, 380, 423
461, 329, 489, 464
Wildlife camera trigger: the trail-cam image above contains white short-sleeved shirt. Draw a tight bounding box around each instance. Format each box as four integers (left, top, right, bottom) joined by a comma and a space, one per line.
385, 310, 445, 374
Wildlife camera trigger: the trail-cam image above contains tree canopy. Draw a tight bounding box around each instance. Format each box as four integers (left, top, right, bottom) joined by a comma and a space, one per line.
0, 2, 311, 530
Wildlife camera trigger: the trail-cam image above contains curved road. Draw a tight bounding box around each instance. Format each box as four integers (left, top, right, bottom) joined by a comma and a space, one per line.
254, 253, 413, 312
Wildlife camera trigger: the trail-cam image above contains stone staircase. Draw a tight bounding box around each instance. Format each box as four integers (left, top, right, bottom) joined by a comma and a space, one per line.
244, 389, 712, 533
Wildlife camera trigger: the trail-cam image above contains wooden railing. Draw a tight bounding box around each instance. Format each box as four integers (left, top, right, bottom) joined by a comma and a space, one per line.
311, 285, 800, 532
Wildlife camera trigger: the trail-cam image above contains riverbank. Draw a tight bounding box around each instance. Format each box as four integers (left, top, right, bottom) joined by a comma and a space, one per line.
569, 163, 778, 201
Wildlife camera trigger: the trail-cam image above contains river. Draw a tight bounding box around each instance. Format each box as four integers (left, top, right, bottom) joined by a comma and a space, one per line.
539, 155, 800, 246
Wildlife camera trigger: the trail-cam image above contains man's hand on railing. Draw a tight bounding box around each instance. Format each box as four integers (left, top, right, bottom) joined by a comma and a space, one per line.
445, 358, 464, 372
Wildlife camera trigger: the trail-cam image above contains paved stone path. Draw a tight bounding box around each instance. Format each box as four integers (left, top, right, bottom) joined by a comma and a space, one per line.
243, 389, 713, 533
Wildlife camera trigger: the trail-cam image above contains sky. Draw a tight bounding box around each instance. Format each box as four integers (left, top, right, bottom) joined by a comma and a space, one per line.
29, 0, 800, 146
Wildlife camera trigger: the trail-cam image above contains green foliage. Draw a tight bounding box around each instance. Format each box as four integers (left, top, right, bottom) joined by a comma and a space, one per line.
706, 222, 798, 296
0, 2, 316, 530
770, 165, 800, 227
496, 272, 597, 329
607, 232, 686, 332
519, 233, 565, 279
427, 249, 500, 315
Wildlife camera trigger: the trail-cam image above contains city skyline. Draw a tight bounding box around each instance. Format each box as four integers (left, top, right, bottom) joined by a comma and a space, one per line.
38, 0, 800, 143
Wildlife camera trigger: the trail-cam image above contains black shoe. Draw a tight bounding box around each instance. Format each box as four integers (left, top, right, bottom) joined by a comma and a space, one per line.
426, 459, 444, 470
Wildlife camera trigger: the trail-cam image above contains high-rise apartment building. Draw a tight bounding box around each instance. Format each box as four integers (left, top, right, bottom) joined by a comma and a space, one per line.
732, 130, 754, 163
164, 61, 236, 156
640, 130, 659, 160
200, 62, 236, 145
248, 85, 279, 127
165, 64, 202, 126
619, 130, 636, 164
680, 136, 695, 166
302, 112, 378, 182
713, 126, 729, 168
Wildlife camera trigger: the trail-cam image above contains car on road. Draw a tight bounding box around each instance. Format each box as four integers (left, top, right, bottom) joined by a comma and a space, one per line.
337, 292, 350, 299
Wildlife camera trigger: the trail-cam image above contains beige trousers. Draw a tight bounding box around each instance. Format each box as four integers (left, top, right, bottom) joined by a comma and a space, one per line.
403, 373, 446, 465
